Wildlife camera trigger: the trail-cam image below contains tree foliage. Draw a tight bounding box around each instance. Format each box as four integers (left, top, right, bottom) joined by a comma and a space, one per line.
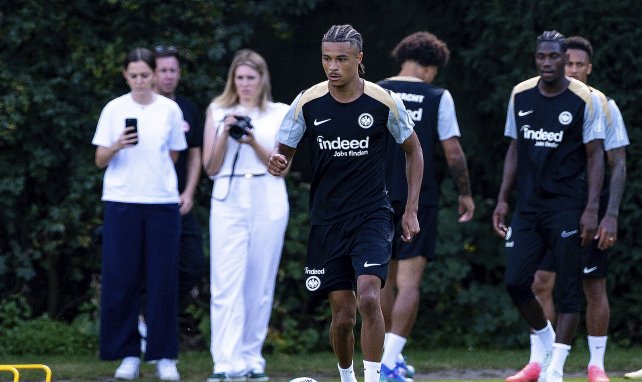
0, 0, 317, 318
1, 0, 640, 352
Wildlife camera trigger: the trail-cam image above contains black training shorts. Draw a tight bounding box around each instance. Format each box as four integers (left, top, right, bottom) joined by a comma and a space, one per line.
304, 207, 393, 300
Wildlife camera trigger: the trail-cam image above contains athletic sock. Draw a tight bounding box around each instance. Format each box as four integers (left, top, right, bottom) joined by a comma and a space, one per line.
338, 362, 357, 382
534, 320, 555, 352
396, 353, 406, 363
588, 335, 607, 369
381, 333, 406, 369
363, 360, 381, 382
550, 343, 571, 375
529, 334, 546, 364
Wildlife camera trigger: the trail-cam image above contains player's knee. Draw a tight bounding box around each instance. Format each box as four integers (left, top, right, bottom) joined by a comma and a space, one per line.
396, 285, 420, 303
583, 278, 607, 301
357, 291, 381, 317
332, 312, 356, 333
531, 276, 553, 297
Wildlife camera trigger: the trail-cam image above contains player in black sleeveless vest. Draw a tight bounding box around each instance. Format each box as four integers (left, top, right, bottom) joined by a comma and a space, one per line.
377, 31, 474, 382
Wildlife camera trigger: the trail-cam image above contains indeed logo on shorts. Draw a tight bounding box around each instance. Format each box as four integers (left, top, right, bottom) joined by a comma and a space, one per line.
317, 136, 369, 150
521, 125, 563, 148
304, 267, 325, 275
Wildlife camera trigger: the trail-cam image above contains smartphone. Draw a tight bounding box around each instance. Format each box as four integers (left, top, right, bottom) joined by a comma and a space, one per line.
125, 118, 138, 145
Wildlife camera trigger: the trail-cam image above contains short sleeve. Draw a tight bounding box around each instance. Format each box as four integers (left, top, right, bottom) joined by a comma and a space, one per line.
93, 102, 115, 147
504, 94, 517, 139
276, 92, 307, 149
386, 91, 415, 144
437, 90, 461, 141
604, 99, 630, 151
582, 92, 605, 144
168, 103, 187, 151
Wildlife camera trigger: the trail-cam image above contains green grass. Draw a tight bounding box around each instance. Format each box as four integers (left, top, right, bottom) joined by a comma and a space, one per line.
3, 346, 642, 381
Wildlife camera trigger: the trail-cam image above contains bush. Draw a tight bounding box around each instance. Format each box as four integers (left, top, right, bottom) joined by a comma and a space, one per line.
0, 294, 31, 330
0, 315, 97, 356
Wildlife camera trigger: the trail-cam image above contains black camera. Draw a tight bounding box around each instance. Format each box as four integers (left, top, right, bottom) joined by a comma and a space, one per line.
229, 115, 254, 140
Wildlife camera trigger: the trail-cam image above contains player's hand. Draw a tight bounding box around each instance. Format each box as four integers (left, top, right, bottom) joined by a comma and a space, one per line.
458, 194, 475, 223
595, 214, 618, 250
268, 152, 288, 176
401, 209, 419, 242
580, 207, 598, 247
492, 201, 509, 238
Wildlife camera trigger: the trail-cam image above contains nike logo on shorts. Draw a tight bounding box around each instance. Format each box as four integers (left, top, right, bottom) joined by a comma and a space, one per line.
518, 110, 534, 117
314, 118, 331, 126
560, 230, 578, 238
583, 266, 598, 274
364, 261, 381, 268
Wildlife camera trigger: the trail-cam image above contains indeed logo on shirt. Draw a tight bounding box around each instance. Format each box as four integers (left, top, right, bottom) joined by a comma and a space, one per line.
317, 136, 369, 157
521, 125, 563, 148
407, 108, 423, 122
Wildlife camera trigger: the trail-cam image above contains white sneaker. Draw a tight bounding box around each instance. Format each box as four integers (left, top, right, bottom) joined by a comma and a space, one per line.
538, 369, 563, 382
537, 352, 552, 382
157, 358, 180, 381
114, 357, 140, 380
625, 369, 642, 379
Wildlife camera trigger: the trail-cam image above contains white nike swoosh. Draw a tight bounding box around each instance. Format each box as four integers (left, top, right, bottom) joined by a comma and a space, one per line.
364, 262, 381, 268
314, 118, 331, 126
583, 266, 598, 274
518, 110, 534, 117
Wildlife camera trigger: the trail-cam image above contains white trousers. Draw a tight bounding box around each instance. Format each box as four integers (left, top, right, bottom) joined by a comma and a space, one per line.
209, 176, 288, 374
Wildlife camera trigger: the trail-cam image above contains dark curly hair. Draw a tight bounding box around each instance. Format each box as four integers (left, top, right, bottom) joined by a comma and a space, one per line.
391, 31, 450, 69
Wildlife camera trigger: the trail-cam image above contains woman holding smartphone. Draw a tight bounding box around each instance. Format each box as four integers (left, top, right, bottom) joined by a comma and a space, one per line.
92, 47, 186, 381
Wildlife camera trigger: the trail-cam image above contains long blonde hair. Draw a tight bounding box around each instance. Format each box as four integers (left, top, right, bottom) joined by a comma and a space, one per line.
212, 49, 273, 111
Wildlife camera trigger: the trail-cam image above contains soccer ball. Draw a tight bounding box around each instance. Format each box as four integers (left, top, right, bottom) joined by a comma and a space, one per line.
289, 378, 318, 382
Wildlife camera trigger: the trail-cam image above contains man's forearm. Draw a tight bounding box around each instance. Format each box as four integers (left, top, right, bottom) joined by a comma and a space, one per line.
447, 154, 472, 196
497, 140, 517, 203
585, 141, 605, 211
606, 147, 626, 217
404, 146, 423, 211
184, 147, 202, 198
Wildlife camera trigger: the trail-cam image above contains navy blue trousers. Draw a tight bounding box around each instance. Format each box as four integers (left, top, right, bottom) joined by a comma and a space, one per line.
99, 202, 181, 361
178, 212, 204, 300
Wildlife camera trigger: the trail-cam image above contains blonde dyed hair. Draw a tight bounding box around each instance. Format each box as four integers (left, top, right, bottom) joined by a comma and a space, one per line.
212, 49, 272, 111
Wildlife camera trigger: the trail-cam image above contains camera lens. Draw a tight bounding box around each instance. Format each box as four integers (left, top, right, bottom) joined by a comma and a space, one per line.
228, 116, 253, 140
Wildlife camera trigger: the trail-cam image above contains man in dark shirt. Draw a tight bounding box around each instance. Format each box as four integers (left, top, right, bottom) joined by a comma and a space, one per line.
268, 24, 423, 382
510, 35, 630, 382
154, 45, 205, 310
492, 30, 604, 382
377, 31, 474, 382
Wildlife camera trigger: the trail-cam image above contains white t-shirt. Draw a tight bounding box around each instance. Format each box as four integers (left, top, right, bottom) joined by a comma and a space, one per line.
92, 93, 187, 203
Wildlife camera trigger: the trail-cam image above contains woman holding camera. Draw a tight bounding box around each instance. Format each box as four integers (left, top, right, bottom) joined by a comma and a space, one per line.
92, 47, 186, 380
202, 49, 289, 382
